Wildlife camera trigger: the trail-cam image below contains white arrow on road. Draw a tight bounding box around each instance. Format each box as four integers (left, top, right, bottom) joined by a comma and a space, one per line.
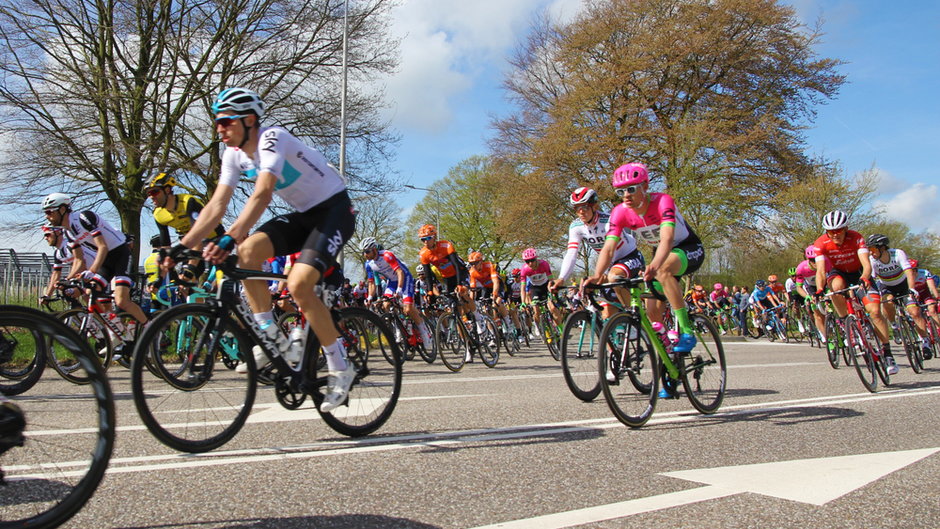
472, 447, 939, 529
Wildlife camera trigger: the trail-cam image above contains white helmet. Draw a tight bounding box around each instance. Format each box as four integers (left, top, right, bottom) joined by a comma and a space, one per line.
212, 87, 264, 119
822, 210, 848, 231
569, 187, 598, 206
42, 193, 71, 211
359, 237, 378, 253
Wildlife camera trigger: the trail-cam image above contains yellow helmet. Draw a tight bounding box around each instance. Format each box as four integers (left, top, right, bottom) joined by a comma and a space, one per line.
146, 172, 176, 190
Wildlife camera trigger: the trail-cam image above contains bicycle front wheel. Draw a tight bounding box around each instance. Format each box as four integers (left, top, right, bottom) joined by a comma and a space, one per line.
131, 303, 257, 453
560, 310, 601, 402
898, 316, 923, 374
314, 307, 402, 437
847, 316, 878, 393
54, 308, 112, 384
0, 305, 115, 529
598, 313, 658, 428
435, 313, 467, 372
679, 314, 727, 414
823, 314, 842, 369
0, 318, 46, 396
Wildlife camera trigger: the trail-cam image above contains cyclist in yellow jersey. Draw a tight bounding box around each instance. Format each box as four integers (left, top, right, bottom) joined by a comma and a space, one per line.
146, 172, 225, 248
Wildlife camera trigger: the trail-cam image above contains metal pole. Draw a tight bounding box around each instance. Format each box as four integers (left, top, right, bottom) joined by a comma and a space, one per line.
404, 184, 443, 239
338, 0, 349, 268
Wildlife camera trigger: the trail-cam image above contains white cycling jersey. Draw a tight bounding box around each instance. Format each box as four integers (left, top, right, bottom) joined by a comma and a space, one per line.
870, 248, 911, 287
52, 237, 96, 271
64, 211, 126, 255
558, 211, 638, 281
219, 126, 346, 212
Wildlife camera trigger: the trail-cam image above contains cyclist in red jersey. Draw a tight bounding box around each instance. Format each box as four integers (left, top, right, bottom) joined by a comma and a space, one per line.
812, 210, 896, 374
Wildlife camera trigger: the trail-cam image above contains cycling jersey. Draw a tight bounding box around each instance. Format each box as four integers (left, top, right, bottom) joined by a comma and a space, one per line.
769, 282, 785, 296
365, 249, 413, 282
812, 230, 867, 273
64, 210, 126, 255
419, 240, 459, 279
709, 288, 730, 303
784, 278, 797, 294
52, 237, 96, 271
606, 192, 700, 248
913, 268, 935, 291
520, 259, 552, 287
558, 211, 638, 281
469, 261, 499, 290
794, 257, 832, 290
154, 194, 223, 245
869, 248, 911, 287
219, 126, 346, 212
750, 286, 775, 302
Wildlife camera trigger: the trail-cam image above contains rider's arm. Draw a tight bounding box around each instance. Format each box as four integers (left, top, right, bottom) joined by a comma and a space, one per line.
226, 170, 276, 244
44, 268, 62, 298
87, 232, 109, 275
646, 223, 675, 280
589, 237, 617, 283
66, 246, 84, 279
928, 277, 939, 300
814, 256, 826, 293
858, 248, 872, 283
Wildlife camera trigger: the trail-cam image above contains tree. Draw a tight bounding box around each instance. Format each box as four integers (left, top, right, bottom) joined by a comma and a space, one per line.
405, 156, 519, 271
347, 194, 407, 277
0, 0, 399, 263
490, 0, 845, 248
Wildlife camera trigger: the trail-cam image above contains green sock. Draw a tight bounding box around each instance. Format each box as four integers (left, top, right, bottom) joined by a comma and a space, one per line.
675, 307, 693, 334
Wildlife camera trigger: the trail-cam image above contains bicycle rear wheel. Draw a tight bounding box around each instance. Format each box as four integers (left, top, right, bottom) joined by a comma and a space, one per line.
847, 316, 878, 392
0, 318, 46, 396
540, 311, 561, 361
680, 314, 727, 414
0, 305, 115, 529
131, 303, 257, 453
560, 310, 601, 402
54, 308, 112, 384
435, 313, 467, 372
314, 307, 402, 437
598, 313, 657, 428
476, 316, 500, 368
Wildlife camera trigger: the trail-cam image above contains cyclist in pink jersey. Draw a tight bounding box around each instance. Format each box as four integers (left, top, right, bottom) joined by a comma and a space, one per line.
590, 162, 704, 357
794, 246, 832, 342
520, 248, 562, 326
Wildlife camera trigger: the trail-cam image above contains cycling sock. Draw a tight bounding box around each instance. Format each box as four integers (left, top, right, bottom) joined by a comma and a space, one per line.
323, 340, 348, 371
253, 311, 274, 329
675, 307, 693, 334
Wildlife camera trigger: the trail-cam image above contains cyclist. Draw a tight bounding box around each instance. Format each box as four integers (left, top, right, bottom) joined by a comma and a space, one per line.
689, 285, 710, 313
867, 234, 932, 359
794, 245, 831, 342
909, 258, 940, 330
812, 210, 896, 374
468, 250, 514, 345
165, 87, 356, 412
39, 222, 93, 306
750, 279, 783, 336
361, 237, 432, 350
593, 162, 704, 357
520, 247, 562, 327
42, 193, 148, 327
710, 283, 732, 334
553, 186, 644, 319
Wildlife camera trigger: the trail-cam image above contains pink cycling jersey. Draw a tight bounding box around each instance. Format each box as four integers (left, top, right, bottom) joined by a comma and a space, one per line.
606, 192, 694, 247
520, 259, 552, 287
709, 288, 730, 303
794, 257, 832, 289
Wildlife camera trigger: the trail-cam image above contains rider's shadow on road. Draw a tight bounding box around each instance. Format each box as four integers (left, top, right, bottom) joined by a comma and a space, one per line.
120, 515, 442, 529
408, 425, 605, 454
657, 405, 863, 429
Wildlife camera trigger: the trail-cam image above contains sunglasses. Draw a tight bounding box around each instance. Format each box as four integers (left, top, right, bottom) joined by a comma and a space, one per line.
826, 228, 846, 235
524, 258, 536, 264
420, 236, 435, 242
469, 261, 481, 266
214, 114, 247, 127
145, 188, 162, 197
616, 185, 641, 197
43, 208, 58, 215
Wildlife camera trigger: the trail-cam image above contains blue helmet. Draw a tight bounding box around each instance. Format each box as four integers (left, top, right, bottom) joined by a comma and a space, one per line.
212, 87, 264, 119
755, 279, 767, 288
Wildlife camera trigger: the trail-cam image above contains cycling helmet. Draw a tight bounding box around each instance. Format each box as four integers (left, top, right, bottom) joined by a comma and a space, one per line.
359, 237, 378, 253
768, 274, 778, 282
867, 233, 889, 249
713, 283, 723, 290
41, 192, 71, 211
146, 172, 176, 190
694, 284, 704, 291
569, 187, 598, 206
40, 222, 63, 235
511, 268, 521, 276
418, 224, 437, 238
909, 258, 919, 269
804, 245, 817, 259
611, 163, 648, 188
788, 267, 797, 276
822, 210, 848, 231
150, 234, 163, 247
468, 251, 483, 263
756, 279, 767, 288
416, 264, 425, 274
212, 87, 264, 119
522, 248, 537, 261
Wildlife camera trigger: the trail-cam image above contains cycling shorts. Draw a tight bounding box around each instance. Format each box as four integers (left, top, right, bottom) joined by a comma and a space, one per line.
257, 190, 355, 275
383, 273, 416, 305
99, 243, 134, 290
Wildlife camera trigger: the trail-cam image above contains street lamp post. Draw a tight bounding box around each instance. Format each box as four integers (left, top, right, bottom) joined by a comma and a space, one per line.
404, 184, 443, 239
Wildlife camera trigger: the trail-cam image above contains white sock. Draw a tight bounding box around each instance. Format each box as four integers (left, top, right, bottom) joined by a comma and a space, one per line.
322, 340, 348, 372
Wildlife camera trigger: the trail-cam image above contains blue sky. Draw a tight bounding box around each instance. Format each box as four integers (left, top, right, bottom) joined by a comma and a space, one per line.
386, 0, 940, 232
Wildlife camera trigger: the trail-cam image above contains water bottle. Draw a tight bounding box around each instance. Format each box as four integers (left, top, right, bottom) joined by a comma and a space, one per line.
652, 321, 675, 351
107, 313, 125, 345
287, 326, 305, 363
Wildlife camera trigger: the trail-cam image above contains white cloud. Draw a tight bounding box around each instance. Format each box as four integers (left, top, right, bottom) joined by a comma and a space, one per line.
869, 166, 909, 195
380, 0, 586, 133
874, 183, 940, 234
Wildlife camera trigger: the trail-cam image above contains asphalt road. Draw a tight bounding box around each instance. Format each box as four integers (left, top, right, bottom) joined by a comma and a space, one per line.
14, 336, 940, 529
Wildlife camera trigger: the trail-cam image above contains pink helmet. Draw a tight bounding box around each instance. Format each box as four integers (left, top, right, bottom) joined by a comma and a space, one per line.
611, 163, 648, 188
713, 283, 723, 291
522, 248, 537, 261
804, 245, 817, 259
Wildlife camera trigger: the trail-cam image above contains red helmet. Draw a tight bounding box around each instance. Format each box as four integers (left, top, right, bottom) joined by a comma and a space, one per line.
511, 268, 521, 276
909, 258, 919, 269
569, 187, 598, 206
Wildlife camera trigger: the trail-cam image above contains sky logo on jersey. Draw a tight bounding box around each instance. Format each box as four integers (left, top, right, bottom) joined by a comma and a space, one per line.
275, 163, 302, 190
